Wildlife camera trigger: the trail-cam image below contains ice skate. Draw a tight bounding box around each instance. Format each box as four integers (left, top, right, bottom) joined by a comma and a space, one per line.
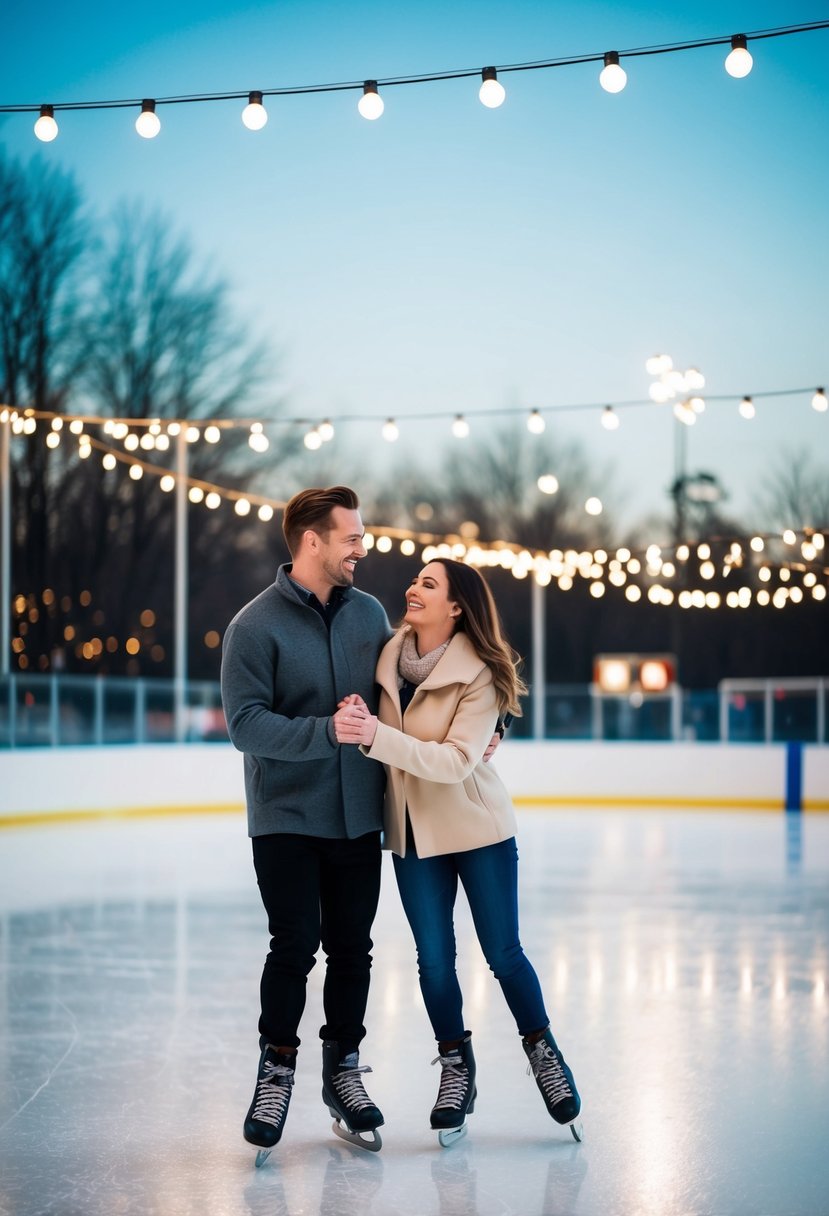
244, 1044, 296, 1167
523, 1028, 583, 1142
430, 1033, 477, 1148
321, 1040, 384, 1152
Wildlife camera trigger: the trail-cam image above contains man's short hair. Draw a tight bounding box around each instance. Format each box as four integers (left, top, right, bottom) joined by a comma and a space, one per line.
282, 486, 360, 556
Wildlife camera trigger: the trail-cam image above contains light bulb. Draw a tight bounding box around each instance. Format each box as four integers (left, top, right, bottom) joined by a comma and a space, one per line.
688, 396, 706, 413
358, 81, 384, 120
234, 498, 251, 516
585, 497, 603, 516
665, 369, 687, 393
601, 406, 620, 430
204, 425, 221, 443
451, 415, 470, 438
685, 367, 705, 390
812, 387, 828, 413
479, 67, 506, 108
725, 35, 753, 79
318, 419, 335, 441
599, 52, 627, 94
527, 409, 546, 434
304, 429, 322, 450
646, 354, 673, 376
382, 418, 399, 442
649, 381, 673, 403
242, 91, 268, 130
538, 474, 559, 495
738, 395, 755, 420
673, 401, 696, 426
135, 100, 161, 139
34, 105, 58, 142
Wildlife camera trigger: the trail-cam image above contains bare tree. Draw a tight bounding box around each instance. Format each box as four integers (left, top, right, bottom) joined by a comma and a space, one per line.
761, 449, 829, 531
1, 156, 290, 675
1, 154, 90, 667
371, 424, 618, 551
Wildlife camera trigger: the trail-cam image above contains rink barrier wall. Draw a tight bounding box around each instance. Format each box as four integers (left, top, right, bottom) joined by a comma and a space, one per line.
0, 741, 827, 826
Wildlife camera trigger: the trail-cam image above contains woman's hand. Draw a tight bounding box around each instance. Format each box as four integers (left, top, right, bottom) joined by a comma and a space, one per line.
333, 694, 378, 747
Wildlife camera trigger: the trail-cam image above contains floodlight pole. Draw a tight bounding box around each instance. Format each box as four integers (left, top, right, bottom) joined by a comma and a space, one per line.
174, 430, 188, 742
531, 577, 545, 740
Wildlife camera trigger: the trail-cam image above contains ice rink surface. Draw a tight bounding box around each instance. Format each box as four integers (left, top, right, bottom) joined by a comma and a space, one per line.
1, 807, 827, 1216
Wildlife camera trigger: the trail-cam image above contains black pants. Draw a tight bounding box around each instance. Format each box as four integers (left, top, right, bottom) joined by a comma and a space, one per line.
252, 830, 382, 1058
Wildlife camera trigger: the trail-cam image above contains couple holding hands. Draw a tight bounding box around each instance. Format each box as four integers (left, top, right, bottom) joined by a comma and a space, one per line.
221, 485, 581, 1162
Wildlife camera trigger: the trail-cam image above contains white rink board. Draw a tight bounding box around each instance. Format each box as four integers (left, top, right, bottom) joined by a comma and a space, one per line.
1, 740, 826, 820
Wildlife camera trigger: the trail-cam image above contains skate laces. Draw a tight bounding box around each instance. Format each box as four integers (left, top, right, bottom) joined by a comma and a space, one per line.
252, 1059, 294, 1125
526, 1040, 573, 1105
333, 1060, 376, 1113
431, 1052, 468, 1111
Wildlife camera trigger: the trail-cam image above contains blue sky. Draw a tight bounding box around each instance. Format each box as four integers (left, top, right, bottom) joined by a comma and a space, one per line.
2, 1, 828, 531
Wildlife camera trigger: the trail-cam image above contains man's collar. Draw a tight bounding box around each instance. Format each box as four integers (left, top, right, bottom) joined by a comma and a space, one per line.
284, 565, 348, 608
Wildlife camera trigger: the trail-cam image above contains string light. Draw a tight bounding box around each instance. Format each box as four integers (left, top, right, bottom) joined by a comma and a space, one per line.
479, 67, 506, 108
381, 418, 399, 441
135, 100, 161, 139
601, 406, 620, 430
739, 395, 756, 419
812, 387, 828, 413
725, 34, 754, 78
599, 52, 627, 93
317, 419, 335, 441
9, 22, 826, 143
527, 409, 546, 434
241, 90, 268, 130
358, 81, 384, 120
6, 406, 829, 610
34, 105, 58, 142
451, 414, 470, 438
537, 474, 559, 495
304, 428, 322, 450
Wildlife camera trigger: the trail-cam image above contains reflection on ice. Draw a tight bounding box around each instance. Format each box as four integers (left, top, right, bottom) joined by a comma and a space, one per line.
0, 808, 827, 1216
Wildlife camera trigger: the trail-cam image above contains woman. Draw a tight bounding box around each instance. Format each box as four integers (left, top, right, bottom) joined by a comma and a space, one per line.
333, 558, 581, 1146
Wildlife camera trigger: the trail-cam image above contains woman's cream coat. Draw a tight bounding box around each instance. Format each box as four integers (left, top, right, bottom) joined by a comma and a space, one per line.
361, 627, 518, 858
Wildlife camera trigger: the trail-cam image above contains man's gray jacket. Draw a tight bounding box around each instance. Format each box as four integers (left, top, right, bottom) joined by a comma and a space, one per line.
221, 565, 392, 838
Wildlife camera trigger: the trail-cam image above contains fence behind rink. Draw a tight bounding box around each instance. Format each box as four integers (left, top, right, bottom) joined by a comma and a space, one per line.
0, 673, 826, 748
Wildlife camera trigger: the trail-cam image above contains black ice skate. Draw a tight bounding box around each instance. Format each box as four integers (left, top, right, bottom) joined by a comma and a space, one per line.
244, 1044, 296, 1167
321, 1040, 384, 1152
522, 1028, 583, 1142
430, 1033, 477, 1148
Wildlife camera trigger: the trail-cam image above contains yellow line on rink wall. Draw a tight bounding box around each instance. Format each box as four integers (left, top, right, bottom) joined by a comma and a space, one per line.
513, 795, 786, 811
0, 803, 245, 829
2, 797, 828, 829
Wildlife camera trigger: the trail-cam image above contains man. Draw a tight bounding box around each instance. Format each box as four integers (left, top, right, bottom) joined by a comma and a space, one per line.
221, 486, 391, 1157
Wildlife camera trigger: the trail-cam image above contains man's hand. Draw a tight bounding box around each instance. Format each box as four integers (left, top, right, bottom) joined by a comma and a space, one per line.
333, 694, 378, 747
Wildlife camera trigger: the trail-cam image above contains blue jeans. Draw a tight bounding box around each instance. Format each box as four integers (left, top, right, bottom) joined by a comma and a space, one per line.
393, 835, 549, 1041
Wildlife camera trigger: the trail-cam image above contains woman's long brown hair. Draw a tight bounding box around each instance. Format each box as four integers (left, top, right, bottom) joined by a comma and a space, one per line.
432, 559, 527, 717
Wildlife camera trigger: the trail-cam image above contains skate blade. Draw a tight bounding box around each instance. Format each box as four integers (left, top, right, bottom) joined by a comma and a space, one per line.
331, 1118, 383, 1153
254, 1148, 272, 1168
437, 1123, 468, 1148
569, 1119, 584, 1143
